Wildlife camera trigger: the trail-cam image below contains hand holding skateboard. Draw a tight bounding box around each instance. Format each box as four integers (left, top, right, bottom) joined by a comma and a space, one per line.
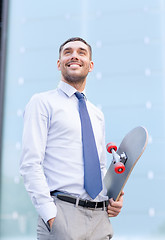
107, 191, 124, 217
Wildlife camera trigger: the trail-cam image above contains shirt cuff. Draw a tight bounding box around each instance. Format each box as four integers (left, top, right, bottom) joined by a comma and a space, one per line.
36, 201, 57, 223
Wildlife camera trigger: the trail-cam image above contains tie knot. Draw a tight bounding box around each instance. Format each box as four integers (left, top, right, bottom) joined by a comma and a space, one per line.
75, 91, 85, 100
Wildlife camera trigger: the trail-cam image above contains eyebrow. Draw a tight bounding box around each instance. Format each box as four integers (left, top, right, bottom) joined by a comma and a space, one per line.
63, 47, 88, 53
63, 47, 72, 52
79, 47, 87, 52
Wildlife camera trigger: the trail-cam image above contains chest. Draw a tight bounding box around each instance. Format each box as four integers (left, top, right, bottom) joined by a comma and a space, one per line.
48, 98, 103, 146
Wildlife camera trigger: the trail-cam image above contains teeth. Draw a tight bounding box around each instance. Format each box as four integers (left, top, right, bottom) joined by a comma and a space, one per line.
68, 64, 80, 67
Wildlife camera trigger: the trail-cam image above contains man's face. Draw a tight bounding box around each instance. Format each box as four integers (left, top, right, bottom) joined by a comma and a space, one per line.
57, 41, 94, 84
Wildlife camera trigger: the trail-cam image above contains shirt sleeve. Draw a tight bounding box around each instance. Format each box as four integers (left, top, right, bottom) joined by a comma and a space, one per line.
20, 94, 57, 223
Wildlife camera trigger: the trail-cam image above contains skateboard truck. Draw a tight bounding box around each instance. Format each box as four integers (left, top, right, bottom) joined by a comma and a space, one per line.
106, 142, 127, 174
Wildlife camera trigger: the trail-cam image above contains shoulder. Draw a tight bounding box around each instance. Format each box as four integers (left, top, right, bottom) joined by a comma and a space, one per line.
29, 89, 57, 102
27, 89, 58, 107
25, 89, 58, 115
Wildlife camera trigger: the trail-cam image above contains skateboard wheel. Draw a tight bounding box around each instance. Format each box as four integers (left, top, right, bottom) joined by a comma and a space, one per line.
106, 142, 117, 153
114, 162, 125, 174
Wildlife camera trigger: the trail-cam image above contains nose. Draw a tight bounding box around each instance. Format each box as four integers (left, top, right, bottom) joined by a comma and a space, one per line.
71, 50, 79, 60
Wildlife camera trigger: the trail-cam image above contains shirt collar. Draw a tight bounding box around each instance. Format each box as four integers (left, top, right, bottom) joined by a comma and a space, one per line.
58, 81, 86, 98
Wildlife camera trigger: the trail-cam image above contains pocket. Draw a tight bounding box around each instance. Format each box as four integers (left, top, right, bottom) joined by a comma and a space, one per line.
49, 218, 56, 233
37, 216, 51, 237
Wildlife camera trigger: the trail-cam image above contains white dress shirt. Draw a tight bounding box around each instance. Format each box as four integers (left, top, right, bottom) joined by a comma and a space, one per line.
20, 81, 108, 223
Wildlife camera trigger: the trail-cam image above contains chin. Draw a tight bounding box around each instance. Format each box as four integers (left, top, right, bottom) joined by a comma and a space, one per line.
63, 74, 87, 84
66, 78, 85, 84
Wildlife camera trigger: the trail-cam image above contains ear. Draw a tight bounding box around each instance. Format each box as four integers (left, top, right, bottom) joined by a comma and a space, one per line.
89, 61, 94, 72
57, 59, 61, 71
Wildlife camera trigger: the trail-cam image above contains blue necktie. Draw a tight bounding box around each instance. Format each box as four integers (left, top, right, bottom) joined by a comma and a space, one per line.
75, 91, 103, 199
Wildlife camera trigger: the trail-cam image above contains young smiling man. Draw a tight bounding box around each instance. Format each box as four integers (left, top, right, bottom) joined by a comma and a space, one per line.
20, 37, 124, 240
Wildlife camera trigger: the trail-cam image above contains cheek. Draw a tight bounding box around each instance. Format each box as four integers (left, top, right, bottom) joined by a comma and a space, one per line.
58, 61, 66, 71
58, 57, 69, 68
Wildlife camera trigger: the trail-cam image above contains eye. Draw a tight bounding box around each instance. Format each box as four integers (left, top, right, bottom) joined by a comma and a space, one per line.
65, 51, 70, 55
79, 51, 86, 55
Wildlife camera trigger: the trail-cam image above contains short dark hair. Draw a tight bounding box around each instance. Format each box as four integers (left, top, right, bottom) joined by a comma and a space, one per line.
59, 37, 92, 59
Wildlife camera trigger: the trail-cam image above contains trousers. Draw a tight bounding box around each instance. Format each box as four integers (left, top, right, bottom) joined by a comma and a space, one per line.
37, 196, 113, 240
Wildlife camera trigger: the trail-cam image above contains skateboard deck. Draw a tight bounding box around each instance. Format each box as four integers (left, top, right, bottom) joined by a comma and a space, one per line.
104, 126, 148, 201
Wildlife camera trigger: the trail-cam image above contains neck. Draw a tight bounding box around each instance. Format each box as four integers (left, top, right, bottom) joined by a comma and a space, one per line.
61, 78, 86, 92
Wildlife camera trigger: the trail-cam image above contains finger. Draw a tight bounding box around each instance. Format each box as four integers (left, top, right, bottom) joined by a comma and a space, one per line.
107, 209, 121, 217
109, 191, 124, 204
118, 191, 124, 200
120, 191, 124, 197
121, 191, 124, 196
107, 210, 121, 217
108, 213, 119, 217
109, 198, 123, 208
107, 205, 122, 214
48, 217, 55, 229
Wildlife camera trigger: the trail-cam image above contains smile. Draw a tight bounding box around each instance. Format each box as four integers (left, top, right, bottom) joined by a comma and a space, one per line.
67, 62, 82, 67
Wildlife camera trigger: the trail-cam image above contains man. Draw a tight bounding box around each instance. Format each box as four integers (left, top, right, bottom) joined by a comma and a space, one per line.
20, 37, 124, 240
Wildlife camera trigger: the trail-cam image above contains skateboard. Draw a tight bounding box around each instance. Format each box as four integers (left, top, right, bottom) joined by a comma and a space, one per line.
104, 126, 148, 201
